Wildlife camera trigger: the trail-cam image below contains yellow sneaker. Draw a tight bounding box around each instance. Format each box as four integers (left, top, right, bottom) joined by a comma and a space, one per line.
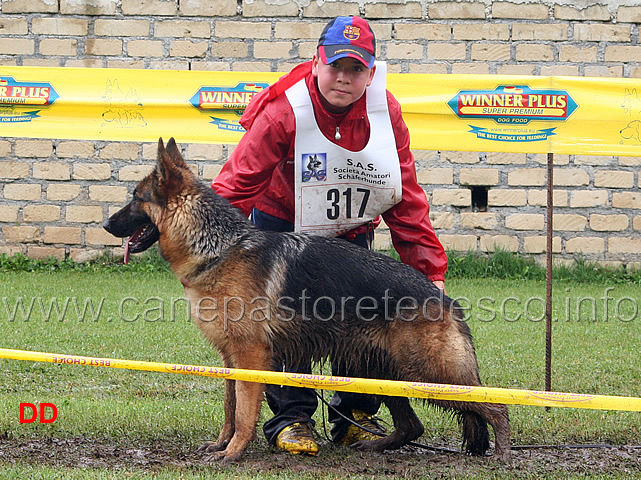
275, 422, 319, 456
336, 410, 386, 446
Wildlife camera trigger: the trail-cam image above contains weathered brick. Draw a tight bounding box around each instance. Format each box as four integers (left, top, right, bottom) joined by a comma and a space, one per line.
554, 5, 610, 21
570, 190, 608, 208
99, 143, 140, 160
487, 152, 526, 165
528, 189, 568, 207
0, 206, 20, 222
396, 24, 451, 41
573, 155, 613, 166
0, 39, 34, 55
254, 41, 294, 59
0, 162, 30, 179
0, 17, 28, 34
553, 214, 587, 231
566, 237, 605, 254
387, 42, 424, 60
505, 214, 545, 230
73, 163, 112, 181
61, 0, 118, 15
40, 39, 79, 56
617, 6, 641, 23
155, 20, 211, 38
32, 17, 89, 35
584, 65, 624, 77
438, 234, 477, 251
515, 44, 554, 62
540, 65, 579, 76
95, 20, 150, 37
44, 226, 82, 244
202, 164, 223, 181
2, 0, 58, 13
128, 40, 164, 57
612, 192, 641, 209
460, 212, 498, 230
442, 151, 480, 164
513, 23, 568, 41
619, 157, 641, 166
23, 205, 61, 222
15, 139, 53, 158
508, 168, 546, 186
186, 143, 224, 161
429, 211, 455, 229
119, 165, 154, 182
33, 163, 71, 181
451, 63, 490, 74
170, 40, 208, 58
496, 64, 536, 75
480, 235, 519, 252
416, 168, 453, 185
575, 24, 631, 43
66, 206, 104, 223
609, 237, 641, 254
180, 0, 237, 16
460, 168, 499, 186
0, 141, 11, 157
523, 236, 562, 254
86, 227, 124, 246
553, 169, 589, 187
3, 184, 42, 201
590, 214, 629, 232
275, 22, 324, 40
69, 248, 107, 263
559, 45, 597, 63
634, 216, 641, 231
89, 186, 128, 203
215, 21, 271, 39
56, 141, 95, 158
85, 39, 124, 56
302, 1, 359, 18
431, 189, 471, 207
365, 2, 421, 18
122, 0, 177, 15
243, 0, 299, 17
211, 41, 249, 58
428, 43, 466, 60
2, 226, 40, 243
27, 246, 65, 260
453, 24, 509, 41
47, 184, 82, 201
605, 46, 641, 62
429, 2, 485, 19
492, 2, 549, 19
594, 170, 634, 188
488, 189, 527, 207
471, 44, 510, 61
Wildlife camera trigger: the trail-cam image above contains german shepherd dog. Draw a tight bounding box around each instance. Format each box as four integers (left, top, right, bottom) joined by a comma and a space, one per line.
104, 138, 510, 463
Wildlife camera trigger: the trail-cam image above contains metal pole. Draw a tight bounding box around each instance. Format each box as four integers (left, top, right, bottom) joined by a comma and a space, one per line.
545, 152, 554, 395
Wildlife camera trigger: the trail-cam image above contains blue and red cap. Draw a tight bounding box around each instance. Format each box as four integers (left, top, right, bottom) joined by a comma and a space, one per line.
317, 16, 376, 68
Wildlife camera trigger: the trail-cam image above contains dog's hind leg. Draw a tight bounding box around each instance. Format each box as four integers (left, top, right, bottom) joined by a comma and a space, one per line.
351, 396, 424, 452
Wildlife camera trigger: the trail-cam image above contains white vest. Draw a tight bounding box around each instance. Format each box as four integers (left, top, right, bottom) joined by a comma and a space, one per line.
286, 62, 402, 237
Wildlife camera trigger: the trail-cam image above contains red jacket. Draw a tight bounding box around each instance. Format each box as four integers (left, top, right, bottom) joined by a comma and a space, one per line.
212, 63, 447, 282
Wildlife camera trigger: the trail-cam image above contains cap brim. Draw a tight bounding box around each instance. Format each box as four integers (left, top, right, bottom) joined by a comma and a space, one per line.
319, 45, 374, 68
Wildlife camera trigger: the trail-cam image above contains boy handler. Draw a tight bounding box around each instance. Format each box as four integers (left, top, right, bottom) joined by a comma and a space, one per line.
213, 16, 447, 455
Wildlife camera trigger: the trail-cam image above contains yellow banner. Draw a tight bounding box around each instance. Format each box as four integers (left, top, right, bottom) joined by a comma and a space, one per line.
1, 348, 640, 411
1, 66, 641, 156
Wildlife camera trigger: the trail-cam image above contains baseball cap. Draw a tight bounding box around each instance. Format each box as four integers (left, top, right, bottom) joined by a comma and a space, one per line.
317, 16, 376, 68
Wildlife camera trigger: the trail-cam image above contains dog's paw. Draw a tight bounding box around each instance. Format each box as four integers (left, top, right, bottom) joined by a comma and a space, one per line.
197, 440, 228, 454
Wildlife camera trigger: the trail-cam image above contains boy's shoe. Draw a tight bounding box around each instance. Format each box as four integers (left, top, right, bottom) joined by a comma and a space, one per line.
335, 410, 386, 446
275, 422, 319, 455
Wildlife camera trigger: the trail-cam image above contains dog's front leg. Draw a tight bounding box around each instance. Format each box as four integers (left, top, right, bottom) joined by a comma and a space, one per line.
210, 344, 270, 464
198, 378, 236, 454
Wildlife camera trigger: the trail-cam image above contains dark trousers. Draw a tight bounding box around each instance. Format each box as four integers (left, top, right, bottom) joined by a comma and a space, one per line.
251, 209, 382, 444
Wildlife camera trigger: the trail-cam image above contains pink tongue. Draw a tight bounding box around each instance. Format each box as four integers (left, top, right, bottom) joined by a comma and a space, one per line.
124, 238, 131, 265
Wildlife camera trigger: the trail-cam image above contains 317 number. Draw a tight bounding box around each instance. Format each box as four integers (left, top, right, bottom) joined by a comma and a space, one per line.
326, 187, 370, 220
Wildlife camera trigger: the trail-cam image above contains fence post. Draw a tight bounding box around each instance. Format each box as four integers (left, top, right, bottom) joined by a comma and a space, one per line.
545, 152, 554, 396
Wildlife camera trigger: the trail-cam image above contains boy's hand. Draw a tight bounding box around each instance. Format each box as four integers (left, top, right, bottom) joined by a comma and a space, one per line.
433, 280, 445, 293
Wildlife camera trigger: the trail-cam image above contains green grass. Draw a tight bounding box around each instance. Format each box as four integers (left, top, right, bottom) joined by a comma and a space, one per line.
0, 251, 640, 478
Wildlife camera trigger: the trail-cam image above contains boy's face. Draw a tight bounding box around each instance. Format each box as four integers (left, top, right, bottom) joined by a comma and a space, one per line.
312, 55, 376, 113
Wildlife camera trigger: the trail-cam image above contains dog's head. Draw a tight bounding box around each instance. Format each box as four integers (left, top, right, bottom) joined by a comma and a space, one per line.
103, 137, 189, 263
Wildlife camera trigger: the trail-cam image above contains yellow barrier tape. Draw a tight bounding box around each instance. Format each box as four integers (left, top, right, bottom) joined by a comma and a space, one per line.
2, 66, 641, 156
1, 348, 640, 412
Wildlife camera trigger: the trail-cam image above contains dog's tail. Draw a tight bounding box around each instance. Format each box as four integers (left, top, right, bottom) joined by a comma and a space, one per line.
461, 411, 490, 455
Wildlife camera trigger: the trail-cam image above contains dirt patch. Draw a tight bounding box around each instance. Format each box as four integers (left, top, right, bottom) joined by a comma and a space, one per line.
1, 436, 640, 478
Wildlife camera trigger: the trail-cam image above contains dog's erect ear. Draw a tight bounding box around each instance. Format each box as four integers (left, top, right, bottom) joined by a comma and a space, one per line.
165, 137, 188, 169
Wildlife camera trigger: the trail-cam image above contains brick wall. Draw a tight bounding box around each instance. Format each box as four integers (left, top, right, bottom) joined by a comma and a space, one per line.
1, 0, 640, 267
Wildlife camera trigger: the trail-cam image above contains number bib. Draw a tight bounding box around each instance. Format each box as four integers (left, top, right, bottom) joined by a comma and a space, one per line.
287, 62, 402, 237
